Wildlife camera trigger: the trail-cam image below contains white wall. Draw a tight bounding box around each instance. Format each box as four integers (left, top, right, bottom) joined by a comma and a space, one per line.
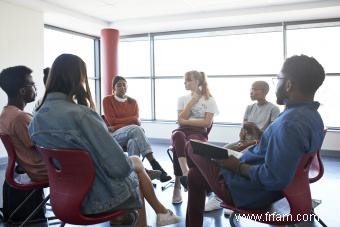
0, 1, 44, 157
142, 122, 340, 153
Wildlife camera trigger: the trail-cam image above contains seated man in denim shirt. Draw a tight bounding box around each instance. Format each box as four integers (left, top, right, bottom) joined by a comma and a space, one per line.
185, 55, 326, 227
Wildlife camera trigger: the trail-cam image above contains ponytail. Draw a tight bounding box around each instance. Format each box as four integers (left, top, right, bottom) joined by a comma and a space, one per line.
198, 71, 212, 99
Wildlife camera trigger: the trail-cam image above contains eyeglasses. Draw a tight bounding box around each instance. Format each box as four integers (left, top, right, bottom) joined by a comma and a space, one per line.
22, 83, 36, 90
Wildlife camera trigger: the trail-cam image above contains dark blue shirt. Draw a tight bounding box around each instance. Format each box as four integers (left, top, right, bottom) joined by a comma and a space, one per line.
221, 101, 324, 209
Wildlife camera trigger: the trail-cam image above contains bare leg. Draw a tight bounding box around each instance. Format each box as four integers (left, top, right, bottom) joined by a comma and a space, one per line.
178, 157, 189, 176
137, 183, 147, 227
130, 156, 168, 220
174, 176, 181, 189
172, 176, 182, 204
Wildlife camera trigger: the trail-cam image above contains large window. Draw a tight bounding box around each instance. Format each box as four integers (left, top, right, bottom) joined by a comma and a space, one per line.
153, 28, 283, 121
118, 38, 152, 119
44, 27, 100, 110
119, 19, 340, 128
286, 24, 340, 128
154, 30, 283, 76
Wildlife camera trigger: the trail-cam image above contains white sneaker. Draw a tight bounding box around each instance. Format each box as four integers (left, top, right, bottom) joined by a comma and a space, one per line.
204, 194, 222, 212
156, 209, 181, 226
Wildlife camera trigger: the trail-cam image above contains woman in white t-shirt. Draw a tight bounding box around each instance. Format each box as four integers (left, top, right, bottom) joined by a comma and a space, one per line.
171, 70, 218, 204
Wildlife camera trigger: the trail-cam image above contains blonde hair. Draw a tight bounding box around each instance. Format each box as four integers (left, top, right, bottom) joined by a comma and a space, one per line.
185, 70, 212, 99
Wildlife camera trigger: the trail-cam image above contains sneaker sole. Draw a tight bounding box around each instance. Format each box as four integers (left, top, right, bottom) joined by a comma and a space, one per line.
172, 199, 183, 204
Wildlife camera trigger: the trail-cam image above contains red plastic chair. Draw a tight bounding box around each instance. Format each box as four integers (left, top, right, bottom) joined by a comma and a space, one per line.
309, 128, 327, 183
0, 133, 50, 226
221, 151, 320, 226
309, 150, 324, 183
306, 130, 327, 227
37, 146, 135, 226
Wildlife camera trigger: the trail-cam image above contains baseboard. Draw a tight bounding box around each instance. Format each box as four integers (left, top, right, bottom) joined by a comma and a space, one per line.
148, 138, 226, 147
321, 149, 340, 158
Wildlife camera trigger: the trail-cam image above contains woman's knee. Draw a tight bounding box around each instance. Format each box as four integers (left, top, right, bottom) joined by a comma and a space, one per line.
129, 156, 143, 171
171, 131, 186, 142
129, 125, 144, 136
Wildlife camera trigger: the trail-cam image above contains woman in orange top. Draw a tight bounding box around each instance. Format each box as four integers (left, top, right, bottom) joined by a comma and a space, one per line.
103, 76, 171, 182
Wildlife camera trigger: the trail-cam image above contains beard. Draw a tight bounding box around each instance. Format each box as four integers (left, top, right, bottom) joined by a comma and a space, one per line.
276, 84, 288, 105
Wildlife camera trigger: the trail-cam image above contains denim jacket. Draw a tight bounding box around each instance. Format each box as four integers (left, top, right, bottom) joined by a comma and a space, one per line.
28, 92, 141, 214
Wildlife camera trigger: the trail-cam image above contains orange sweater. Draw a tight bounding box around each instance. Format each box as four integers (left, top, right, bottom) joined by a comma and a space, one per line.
102, 95, 139, 131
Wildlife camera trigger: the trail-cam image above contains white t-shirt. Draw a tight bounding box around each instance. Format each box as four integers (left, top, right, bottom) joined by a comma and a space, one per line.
177, 94, 219, 119
243, 102, 280, 131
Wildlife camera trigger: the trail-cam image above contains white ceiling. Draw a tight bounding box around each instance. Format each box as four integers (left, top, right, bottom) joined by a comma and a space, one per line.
5, 0, 340, 35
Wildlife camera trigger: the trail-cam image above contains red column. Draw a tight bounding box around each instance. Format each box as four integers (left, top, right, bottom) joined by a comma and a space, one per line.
100, 28, 119, 97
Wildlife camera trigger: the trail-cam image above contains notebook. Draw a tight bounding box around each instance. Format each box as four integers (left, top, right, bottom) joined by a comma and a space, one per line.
190, 139, 229, 159
190, 139, 244, 159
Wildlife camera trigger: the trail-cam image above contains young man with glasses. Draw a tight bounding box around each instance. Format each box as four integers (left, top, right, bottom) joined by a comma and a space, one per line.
0, 65, 48, 183
186, 55, 325, 227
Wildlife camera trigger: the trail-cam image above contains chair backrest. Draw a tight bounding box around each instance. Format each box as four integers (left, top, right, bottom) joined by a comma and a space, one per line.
205, 122, 213, 138
37, 146, 127, 224
308, 150, 324, 183
0, 133, 47, 189
308, 129, 327, 183
207, 123, 213, 134
282, 151, 316, 218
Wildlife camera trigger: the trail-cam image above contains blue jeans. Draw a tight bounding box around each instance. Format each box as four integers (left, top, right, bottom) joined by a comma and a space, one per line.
111, 125, 152, 158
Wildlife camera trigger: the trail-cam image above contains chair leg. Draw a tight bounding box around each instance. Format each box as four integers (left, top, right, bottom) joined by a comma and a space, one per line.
8, 189, 39, 221
311, 210, 327, 227
161, 180, 175, 191
228, 212, 237, 227
19, 194, 50, 227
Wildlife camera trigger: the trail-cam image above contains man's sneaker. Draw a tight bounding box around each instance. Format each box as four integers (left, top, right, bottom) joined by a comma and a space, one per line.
159, 172, 172, 182
204, 194, 223, 212
224, 208, 233, 217
156, 209, 181, 226
146, 169, 161, 180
